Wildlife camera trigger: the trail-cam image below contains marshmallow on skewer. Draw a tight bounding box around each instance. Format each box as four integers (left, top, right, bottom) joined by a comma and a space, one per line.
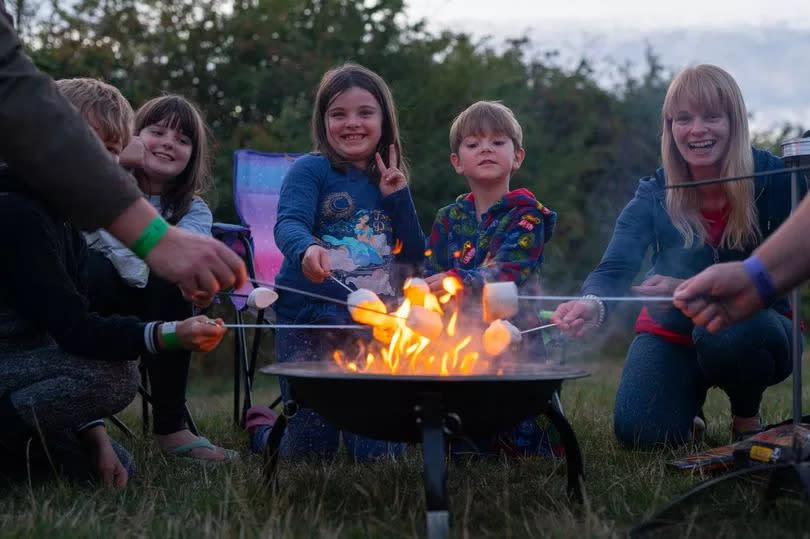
247, 287, 279, 309
347, 288, 389, 327
482, 319, 522, 356
406, 305, 443, 341
403, 277, 430, 306
482, 281, 519, 323
373, 319, 398, 344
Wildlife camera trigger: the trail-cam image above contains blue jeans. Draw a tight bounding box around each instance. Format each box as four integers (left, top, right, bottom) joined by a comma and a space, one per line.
614, 309, 798, 448
268, 304, 405, 461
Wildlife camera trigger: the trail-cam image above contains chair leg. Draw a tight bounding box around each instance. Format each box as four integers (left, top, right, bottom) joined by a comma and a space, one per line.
139, 363, 150, 436
241, 310, 266, 422
233, 309, 244, 425
109, 415, 136, 439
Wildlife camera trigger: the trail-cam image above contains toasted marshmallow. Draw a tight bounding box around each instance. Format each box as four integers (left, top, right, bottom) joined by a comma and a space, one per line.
246, 287, 278, 310
482, 319, 522, 356
406, 305, 443, 341
482, 281, 519, 323
347, 289, 389, 327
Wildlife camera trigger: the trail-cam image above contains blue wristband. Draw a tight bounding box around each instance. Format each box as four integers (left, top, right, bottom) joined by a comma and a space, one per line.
742, 255, 776, 305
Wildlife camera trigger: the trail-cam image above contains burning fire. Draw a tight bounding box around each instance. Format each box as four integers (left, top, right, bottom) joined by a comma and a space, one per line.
334, 276, 494, 376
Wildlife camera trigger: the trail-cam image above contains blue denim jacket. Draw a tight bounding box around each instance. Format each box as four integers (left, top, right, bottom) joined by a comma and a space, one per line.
582, 148, 806, 329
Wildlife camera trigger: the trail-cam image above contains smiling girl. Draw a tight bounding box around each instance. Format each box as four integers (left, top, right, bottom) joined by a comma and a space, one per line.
85, 95, 237, 462
551, 65, 805, 448
246, 63, 424, 460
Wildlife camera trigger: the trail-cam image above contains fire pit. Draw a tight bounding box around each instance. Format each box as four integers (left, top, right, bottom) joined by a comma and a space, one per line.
260, 360, 589, 539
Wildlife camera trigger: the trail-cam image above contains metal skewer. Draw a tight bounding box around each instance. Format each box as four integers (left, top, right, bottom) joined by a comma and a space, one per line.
518, 295, 674, 303
520, 322, 558, 335
329, 274, 354, 293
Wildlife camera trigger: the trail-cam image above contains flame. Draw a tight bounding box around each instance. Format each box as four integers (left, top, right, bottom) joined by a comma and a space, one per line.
392, 238, 403, 255
333, 277, 492, 376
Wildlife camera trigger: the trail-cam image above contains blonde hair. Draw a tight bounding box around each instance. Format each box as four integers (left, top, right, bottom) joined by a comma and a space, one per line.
56, 78, 133, 148
450, 101, 523, 154
661, 65, 759, 250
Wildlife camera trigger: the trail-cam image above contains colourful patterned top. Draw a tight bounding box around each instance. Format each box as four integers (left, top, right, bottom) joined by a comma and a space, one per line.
424, 188, 556, 292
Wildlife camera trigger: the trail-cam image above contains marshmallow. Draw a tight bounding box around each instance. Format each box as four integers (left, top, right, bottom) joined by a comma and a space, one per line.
373, 320, 398, 344
247, 287, 278, 310
406, 305, 444, 341
482, 281, 519, 323
403, 277, 430, 306
482, 319, 522, 356
347, 289, 389, 327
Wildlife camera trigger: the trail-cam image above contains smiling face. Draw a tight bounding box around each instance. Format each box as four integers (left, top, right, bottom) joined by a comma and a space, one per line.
325, 87, 383, 169
138, 120, 193, 186
670, 102, 730, 178
450, 132, 525, 187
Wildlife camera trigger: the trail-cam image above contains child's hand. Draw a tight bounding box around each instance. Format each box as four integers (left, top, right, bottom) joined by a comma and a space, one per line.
172, 315, 226, 352
119, 136, 147, 170
302, 244, 331, 283
80, 425, 128, 488
376, 144, 407, 197
425, 272, 448, 294
551, 300, 599, 338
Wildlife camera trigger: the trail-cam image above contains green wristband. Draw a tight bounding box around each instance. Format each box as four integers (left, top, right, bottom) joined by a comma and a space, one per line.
129, 215, 169, 259
160, 321, 181, 350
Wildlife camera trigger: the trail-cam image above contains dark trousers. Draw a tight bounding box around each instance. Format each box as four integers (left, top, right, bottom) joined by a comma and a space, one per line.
613, 309, 797, 448
86, 251, 192, 435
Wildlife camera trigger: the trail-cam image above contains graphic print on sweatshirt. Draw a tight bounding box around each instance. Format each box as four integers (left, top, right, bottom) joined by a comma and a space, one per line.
319, 192, 395, 296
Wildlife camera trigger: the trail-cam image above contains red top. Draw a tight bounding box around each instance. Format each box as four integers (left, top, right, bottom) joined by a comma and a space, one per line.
634, 205, 728, 345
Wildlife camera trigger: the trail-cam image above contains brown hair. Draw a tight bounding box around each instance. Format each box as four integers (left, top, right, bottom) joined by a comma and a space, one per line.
661, 64, 759, 250
56, 77, 133, 149
311, 63, 408, 183
449, 101, 523, 154
134, 95, 211, 224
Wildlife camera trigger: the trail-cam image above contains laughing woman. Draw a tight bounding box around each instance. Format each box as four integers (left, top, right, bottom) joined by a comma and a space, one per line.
551, 64, 805, 448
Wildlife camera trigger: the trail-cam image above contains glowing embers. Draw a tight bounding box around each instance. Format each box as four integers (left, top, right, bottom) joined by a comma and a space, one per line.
337, 276, 493, 376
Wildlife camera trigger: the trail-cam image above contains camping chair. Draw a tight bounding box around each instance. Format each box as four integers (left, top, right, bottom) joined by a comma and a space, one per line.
212, 150, 301, 427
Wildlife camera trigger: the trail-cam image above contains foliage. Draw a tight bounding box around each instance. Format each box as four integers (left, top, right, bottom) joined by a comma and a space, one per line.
23, 0, 800, 299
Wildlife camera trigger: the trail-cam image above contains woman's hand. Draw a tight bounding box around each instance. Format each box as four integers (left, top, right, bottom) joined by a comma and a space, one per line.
301, 244, 331, 283
425, 272, 448, 294
551, 300, 600, 337
631, 274, 683, 313
173, 315, 226, 352
376, 144, 407, 197
80, 426, 128, 488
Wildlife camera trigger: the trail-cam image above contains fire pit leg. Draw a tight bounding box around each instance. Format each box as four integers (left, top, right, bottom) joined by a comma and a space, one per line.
416, 392, 450, 539
545, 405, 585, 501
262, 411, 289, 485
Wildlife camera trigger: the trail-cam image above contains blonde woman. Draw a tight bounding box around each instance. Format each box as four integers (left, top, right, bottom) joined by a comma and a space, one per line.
551, 65, 805, 448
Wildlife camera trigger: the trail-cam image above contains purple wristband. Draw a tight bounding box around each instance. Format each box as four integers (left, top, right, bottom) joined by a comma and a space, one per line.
742, 255, 776, 305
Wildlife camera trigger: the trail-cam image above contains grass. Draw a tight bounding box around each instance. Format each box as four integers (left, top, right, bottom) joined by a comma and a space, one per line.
2, 355, 810, 538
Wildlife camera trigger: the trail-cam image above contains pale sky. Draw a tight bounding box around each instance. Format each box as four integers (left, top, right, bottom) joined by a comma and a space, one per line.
405, 0, 810, 31
404, 0, 810, 130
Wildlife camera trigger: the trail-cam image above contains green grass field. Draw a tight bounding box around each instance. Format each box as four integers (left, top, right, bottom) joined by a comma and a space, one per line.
2, 355, 810, 538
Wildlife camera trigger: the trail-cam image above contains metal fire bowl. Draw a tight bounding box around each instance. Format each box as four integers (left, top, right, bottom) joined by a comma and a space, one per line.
261, 361, 590, 443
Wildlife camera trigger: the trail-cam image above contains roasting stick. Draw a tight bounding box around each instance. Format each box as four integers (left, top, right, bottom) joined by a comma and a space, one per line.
519, 295, 674, 302
520, 322, 558, 335
205, 321, 364, 330
329, 274, 354, 293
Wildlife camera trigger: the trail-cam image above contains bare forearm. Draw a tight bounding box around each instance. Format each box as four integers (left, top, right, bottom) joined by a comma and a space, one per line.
755, 194, 810, 294
105, 197, 160, 246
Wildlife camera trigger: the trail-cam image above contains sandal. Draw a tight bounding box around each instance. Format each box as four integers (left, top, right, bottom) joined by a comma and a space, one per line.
167, 436, 240, 462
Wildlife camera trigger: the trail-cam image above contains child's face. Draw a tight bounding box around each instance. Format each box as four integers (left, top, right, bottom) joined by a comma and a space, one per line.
138, 121, 193, 182
450, 132, 525, 187
325, 87, 382, 169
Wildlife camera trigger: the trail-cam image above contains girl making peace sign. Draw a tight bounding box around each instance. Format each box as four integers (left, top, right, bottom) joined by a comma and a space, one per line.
247, 64, 424, 460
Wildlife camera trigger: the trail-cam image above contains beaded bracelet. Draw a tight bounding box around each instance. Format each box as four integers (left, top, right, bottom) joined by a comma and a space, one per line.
129, 215, 169, 259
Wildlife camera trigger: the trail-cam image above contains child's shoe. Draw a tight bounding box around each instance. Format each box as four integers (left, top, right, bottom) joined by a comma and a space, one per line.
245, 405, 278, 454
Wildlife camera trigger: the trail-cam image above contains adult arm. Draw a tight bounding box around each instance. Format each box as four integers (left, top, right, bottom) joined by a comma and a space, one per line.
675, 192, 810, 332
0, 8, 141, 230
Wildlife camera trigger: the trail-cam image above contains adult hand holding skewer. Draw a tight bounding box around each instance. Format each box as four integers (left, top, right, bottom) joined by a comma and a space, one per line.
631, 275, 683, 313
551, 300, 600, 337
160, 315, 227, 352
301, 244, 331, 283
674, 262, 762, 333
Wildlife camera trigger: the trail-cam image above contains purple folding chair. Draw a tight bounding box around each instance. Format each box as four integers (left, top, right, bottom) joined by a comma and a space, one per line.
212, 150, 302, 426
